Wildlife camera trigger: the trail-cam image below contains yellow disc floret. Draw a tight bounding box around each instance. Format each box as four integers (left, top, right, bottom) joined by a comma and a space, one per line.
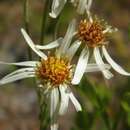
78, 19, 105, 47
36, 57, 72, 87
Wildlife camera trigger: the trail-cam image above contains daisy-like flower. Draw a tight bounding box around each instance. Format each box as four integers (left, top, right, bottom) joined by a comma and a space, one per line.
49, 0, 93, 18
70, 14, 130, 85
0, 21, 110, 130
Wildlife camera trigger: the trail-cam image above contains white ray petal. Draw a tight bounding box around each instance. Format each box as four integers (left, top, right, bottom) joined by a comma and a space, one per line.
21, 28, 47, 60
49, 0, 67, 18
49, 12, 57, 19
57, 19, 76, 57
67, 40, 81, 61
86, 10, 93, 23
51, 123, 58, 130
103, 26, 118, 34
72, 47, 89, 85
0, 61, 38, 67
102, 46, 130, 76
0, 72, 35, 85
77, 0, 87, 14
50, 88, 59, 118
2, 68, 35, 79
85, 63, 111, 72
59, 85, 70, 115
85, 0, 93, 22
62, 19, 76, 49
94, 47, 113, 79
36, 38, 62, 50
52, 0, 60, 8
49, 0, 60, 18
86, 0, 93, 11
69, 92, 82, 112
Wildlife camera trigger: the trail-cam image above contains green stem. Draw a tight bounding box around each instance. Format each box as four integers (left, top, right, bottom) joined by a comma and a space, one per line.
23, 0, 32, 60
38, 1, 51, 128
40, 0, 51, 44
37, 87, 50, 130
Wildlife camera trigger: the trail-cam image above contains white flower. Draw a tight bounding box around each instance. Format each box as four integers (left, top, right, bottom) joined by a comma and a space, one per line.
49, 0, 93, 18
68, 15, 130, 85
0, 21, 109, 130
0, 28, 77, 130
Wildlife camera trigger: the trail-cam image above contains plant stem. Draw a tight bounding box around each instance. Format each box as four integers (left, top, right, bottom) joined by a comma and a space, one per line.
36, 86, 50, 130
38, 1, 51, 128
40, 0, 51, 44
23, 0, 32, 60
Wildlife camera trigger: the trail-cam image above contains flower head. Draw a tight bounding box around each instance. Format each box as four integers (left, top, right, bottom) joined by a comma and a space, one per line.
36, 56, 72, 87
69, 13, 130, 84
0, 25, 81, 130
78, 19, 105, 47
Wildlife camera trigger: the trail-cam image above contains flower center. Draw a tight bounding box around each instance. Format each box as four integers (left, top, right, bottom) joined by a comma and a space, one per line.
78, 19, 105, 47
36, 57, 72, 87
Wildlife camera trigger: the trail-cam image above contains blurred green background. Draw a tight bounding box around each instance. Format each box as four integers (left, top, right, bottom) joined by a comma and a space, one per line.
0, 0, 130, 130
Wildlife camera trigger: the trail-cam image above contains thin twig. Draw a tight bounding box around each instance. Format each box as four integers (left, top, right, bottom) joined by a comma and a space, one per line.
53, 15, 61, 40
23, 0, 32, 60
40, 0, 51, 44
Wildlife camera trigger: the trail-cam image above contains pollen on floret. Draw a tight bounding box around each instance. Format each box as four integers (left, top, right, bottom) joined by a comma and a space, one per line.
78, 19, 106, 47
35, 56, 72, 87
